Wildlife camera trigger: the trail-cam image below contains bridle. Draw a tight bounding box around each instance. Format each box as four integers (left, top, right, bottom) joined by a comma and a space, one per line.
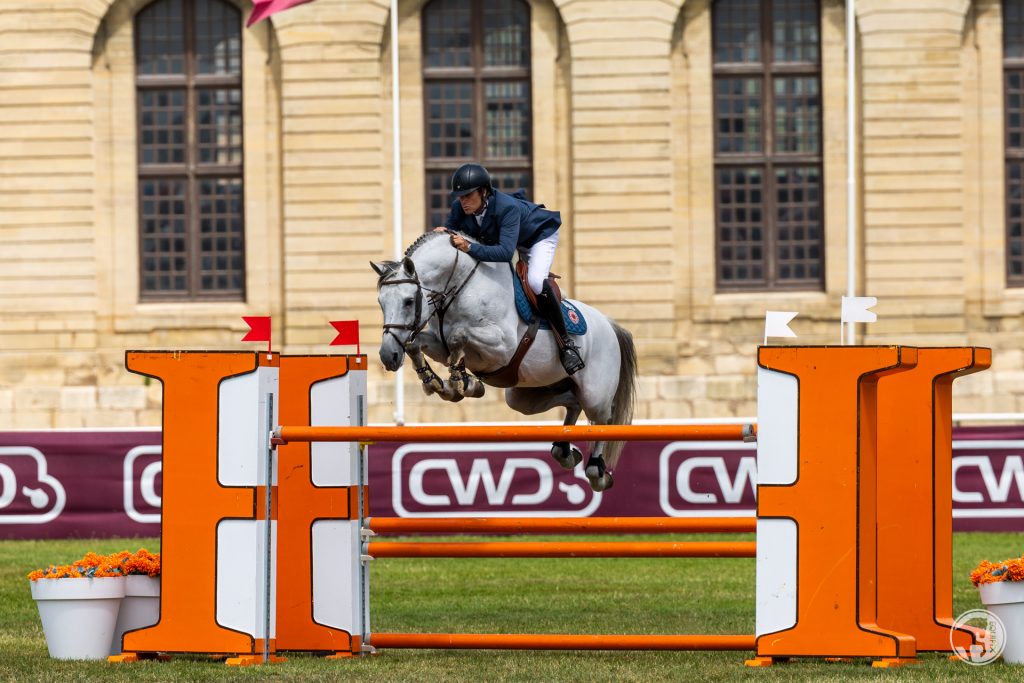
379, 245, 482, 357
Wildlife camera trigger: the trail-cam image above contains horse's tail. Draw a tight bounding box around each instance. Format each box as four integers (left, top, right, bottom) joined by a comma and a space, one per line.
604, 320, 637, 467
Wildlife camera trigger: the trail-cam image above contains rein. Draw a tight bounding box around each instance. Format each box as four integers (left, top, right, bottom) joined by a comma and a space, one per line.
379, 246, 481, 357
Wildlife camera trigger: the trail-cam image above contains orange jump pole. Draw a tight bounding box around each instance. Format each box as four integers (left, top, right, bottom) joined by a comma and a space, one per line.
274, 423, 755, 444
369, 516, 756, 535
367, 541, 756, 558
370, 633, 756, 651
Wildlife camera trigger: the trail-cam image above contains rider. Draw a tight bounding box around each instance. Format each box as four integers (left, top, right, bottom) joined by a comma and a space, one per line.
434, 162, 585, 375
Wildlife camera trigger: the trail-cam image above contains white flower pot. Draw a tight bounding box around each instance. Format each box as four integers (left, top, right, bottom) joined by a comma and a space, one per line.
30, 577, 125, 660
979, 580, 1024, 664
110, 575, 160, 655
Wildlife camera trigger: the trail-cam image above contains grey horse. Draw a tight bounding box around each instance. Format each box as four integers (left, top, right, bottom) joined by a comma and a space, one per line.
371, 231, 637, 491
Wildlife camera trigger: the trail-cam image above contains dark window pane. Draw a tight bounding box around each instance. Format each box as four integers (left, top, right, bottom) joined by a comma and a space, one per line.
423, 0, 472, 69
774, 76, 821, 153
196, 88, 243, 164
772, 0, 819, 63
485, 81, 530, 159
197, 178, 244, 295
1007, 0, 1024, 60
139, 179, 189, 295
713, 0, 761, 64
484, 0, 530, 67
716, 167, 766, 284
137, 0, 185, 75
775, 166, 823, 284
425, 81, 473, 159
714, 78, 763, 153
138, 89, 187, 164
195, 0, 241, 75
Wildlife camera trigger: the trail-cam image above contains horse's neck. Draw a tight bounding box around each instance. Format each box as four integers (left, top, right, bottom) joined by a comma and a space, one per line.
415, 242, 511, 323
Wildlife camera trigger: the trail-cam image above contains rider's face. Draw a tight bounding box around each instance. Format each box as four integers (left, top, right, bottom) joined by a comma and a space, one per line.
459, 189, 485, 215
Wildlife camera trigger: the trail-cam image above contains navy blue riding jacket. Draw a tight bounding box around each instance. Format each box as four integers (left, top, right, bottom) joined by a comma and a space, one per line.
443, 189, 561, 262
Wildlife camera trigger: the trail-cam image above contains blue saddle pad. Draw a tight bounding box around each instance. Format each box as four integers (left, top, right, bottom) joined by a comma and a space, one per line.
512, 270, 587, 335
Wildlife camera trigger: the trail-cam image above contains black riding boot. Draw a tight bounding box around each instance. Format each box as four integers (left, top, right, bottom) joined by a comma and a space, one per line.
537, 280, 585, 375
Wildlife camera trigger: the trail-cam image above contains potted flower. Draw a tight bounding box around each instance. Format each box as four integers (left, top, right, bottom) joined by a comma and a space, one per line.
971, 555, 1024, 663
28, 549, 160, 660
106, 549, 160, 656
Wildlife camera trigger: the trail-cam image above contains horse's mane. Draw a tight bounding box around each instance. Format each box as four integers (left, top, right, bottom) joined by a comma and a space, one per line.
375, 231, 477, 289
403, 230, 477, 257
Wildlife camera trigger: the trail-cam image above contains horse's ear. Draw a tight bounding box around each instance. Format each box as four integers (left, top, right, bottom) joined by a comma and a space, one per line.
401, 257, 416, 275
370, 261, 391, 277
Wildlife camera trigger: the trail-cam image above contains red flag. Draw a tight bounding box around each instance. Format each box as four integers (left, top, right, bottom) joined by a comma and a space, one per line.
242, 316, 271, 342
246, 0, 315, 27
330, 320, 360, 355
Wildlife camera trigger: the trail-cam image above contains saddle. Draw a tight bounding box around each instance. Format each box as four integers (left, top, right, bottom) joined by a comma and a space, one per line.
515, 260, 562, 313
472, 262, 560, 388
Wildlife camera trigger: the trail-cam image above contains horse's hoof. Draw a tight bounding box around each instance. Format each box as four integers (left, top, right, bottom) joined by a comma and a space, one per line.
551, 442, 582, 470
468, 381, 485, 398
588, 472, 614, 492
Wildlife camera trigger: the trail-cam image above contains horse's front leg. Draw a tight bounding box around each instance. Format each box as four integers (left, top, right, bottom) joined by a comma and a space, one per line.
446, 330, 485, 399
408, 347, 462, 402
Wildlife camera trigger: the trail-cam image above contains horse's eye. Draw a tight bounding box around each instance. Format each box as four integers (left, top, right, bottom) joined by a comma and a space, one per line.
403, 297, 414, 307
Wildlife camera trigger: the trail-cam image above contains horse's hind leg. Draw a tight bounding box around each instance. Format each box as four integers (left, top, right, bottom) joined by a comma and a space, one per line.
551, 403, 583, 470
505, 383, 582, 470
578, 391, 617, 492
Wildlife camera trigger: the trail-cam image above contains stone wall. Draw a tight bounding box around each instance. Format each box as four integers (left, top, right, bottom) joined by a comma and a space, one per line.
1, 0, 1022, 428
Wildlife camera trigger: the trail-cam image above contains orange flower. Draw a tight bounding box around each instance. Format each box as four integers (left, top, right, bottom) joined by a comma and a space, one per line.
971, 555, 1024, 586
27, 549, 161, 581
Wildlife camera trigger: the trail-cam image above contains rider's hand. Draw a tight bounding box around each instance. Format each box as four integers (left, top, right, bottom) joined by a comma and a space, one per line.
451, 235, 470, 253
432, 226, 447, 233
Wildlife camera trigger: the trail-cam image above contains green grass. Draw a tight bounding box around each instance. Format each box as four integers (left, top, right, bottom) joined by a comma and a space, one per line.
1, 533, 1022, 681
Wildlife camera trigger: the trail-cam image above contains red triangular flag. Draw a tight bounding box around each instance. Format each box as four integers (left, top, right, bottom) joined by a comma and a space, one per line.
242, 316, 271, 342
330, 320, 360, 355
246, 0, 315, 27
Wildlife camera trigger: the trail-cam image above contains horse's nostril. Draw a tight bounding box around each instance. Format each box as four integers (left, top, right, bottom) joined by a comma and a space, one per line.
391, 353, 399, 365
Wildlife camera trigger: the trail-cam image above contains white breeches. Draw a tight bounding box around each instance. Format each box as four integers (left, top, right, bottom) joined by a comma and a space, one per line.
524, 232, 560, 294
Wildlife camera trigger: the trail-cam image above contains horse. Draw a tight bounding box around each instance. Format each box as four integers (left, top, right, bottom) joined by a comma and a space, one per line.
371, 231, 637, 491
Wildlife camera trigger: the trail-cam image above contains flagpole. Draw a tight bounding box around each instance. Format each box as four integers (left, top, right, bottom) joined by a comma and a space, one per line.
391, 0, 405, 425
845, 0, 857, 345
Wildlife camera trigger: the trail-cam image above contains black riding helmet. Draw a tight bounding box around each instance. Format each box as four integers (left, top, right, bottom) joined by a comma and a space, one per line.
450, 163, 492, 198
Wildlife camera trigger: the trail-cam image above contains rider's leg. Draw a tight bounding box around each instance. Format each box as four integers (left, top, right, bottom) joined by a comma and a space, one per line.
528, 233, 585, 375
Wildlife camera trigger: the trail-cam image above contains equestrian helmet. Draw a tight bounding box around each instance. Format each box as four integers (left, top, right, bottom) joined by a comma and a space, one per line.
450, 163, 492, 198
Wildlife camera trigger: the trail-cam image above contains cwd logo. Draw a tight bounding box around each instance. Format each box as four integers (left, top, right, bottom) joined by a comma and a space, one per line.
658, 442, 757, 517
952, 441, 1024, 518
0, 447, 66, 524
123, 445, 162, 524
392, 442, 601, 517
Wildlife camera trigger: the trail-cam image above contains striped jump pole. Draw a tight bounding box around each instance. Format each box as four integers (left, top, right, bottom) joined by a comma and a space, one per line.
367, 541, 756, 559
370, 633, 757, 651
273, 423, 756, 444
368, 516, 756, 535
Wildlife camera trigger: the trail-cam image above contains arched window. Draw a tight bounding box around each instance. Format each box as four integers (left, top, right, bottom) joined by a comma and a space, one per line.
712, 0, 823, 291
1006, 0, 1024, 285
135, 0, 245, 300
422, 0, 532, 228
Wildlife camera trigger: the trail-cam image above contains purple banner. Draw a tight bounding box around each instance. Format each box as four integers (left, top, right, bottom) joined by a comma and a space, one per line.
1, 427, 1023, 538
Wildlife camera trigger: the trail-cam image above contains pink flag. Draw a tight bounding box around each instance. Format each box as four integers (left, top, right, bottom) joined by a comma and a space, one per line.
246, 0, 315, 27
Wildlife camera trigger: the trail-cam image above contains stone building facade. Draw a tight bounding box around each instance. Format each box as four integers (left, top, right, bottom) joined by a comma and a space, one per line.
0, 0, 1019, 427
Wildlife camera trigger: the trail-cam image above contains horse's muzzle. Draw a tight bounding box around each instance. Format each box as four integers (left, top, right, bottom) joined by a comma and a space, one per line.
380, 347, 405, 372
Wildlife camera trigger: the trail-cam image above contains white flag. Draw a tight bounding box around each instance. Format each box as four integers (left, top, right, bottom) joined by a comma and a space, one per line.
841, 296, 877, 324
764, 311, 798, 344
